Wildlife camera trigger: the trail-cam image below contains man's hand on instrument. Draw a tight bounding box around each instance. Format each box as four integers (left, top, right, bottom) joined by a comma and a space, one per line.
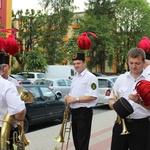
65, 95, 76, 104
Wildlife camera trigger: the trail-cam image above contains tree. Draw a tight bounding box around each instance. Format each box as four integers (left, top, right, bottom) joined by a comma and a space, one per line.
115, 0, 150, 72
39, 0, 76, 65
12, 9, 48, 72
76, 0, 150, 74
75, 0, 117, 72
21, 48, 47, 72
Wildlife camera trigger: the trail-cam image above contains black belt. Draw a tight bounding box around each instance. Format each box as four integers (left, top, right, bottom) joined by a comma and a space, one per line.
125, 117, 150, 123
70, 107, 92, 112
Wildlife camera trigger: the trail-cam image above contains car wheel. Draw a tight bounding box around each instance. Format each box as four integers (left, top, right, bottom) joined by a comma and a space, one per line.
24, 117, 29, 133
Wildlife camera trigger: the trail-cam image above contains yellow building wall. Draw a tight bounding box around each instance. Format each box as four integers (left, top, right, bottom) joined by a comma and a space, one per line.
6, 0, 12, 29
6, 0, 12, 72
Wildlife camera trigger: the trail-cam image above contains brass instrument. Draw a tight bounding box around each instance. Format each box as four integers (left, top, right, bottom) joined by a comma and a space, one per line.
55, 103, 72, 150
1, 86, 34, 150
113, 90, 130, 135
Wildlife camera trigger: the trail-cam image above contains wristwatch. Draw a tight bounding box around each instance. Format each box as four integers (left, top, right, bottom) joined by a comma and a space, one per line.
76, 97, 80, 103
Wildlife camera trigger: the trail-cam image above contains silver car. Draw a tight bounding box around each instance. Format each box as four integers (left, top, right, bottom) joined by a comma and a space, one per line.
97, 76, 118, 105
33, 78, 71, 98
17, 72, 46, 84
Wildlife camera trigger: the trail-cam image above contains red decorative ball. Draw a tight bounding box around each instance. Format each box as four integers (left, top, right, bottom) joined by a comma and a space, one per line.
4, 34, 19, 55
135, 80, 150, 106
77, 32, 98, 50
138, 36, 150, 52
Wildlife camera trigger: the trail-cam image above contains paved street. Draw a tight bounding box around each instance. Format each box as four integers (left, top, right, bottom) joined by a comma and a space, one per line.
25, 110, 116, 150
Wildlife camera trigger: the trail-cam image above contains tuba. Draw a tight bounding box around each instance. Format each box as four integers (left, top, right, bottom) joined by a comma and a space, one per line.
1, 86, 34, 150
55, 103, 72, 150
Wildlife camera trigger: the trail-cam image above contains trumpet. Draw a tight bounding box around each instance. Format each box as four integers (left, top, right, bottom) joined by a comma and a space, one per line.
55, 103, 72, 150
113, 89, 130, 135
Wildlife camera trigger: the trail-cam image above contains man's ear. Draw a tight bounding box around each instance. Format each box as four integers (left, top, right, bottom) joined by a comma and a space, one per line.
2, 64, 5, 71
8, 65, 10, 70
2, 64, 8, 71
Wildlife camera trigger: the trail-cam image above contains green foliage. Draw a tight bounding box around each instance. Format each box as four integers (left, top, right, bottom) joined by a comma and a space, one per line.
74, 0, 116, 72
115, 0, 150, 72
21, 48, 47, 72
38, 0, 76, 65
12, 1, 75, 69
11, 0, 150, 74
11, 66, 23, 74
12, 9, 48, 71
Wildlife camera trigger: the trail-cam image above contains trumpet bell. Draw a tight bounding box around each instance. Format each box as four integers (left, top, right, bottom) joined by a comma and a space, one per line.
55, 135, 65, 143
120, 130, 130, 135
16, 86, 34, 103
120, 119, 130, 135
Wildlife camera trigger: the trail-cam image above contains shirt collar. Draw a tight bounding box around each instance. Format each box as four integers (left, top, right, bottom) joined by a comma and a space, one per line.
126, 70, 148, 79
77, 69, 87, 77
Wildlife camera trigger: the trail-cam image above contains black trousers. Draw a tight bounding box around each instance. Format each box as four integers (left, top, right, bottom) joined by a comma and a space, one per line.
71, 107, 93, 150
147, 119, 150, 150
111, 117, 150, 150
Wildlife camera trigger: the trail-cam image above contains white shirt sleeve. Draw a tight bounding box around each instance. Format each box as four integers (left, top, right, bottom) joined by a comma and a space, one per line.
3, 81, 25, 115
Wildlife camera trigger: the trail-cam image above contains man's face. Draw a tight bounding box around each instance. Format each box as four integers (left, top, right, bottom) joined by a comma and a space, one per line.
73, 60, 86, 74
128, 56, 145, 75
0, 64, 10, 76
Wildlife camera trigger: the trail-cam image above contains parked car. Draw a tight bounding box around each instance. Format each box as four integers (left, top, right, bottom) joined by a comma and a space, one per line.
21, 84, 65, 132
10, 74, 31, 84
17, 72, 46, 84
97, 76, 118, 105
33, 78, 71, 98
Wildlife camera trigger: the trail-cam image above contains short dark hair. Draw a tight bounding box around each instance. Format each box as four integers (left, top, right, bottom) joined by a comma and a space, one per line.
128, 47, 146, 62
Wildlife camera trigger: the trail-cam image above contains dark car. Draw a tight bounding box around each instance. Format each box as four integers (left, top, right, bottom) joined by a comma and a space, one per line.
21, 85, 65, 132
10, 74, 31, 84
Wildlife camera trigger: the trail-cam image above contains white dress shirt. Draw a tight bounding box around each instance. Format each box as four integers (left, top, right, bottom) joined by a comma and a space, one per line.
110, 70, 150, 119
0, 76, 25, 127
69, 69, 98, 109
8, 75, 20, 86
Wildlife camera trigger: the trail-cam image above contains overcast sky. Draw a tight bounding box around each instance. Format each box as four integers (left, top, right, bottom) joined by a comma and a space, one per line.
12, 0, 88, 13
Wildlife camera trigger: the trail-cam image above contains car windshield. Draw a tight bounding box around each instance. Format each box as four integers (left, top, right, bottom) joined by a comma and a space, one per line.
11, 75, 27, 80
34, 80, 53, 86
37, 74, 46, 79
110, 77, 117, 83
40, 86, 55, 100
65, 79, 71, 86
98, 77, 118, 88
98, 79, 109, 88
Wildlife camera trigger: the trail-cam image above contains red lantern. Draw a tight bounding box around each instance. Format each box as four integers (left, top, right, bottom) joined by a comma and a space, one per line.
77, 32, 98, 50
4, 34, 19, 55
138, 36, 150, 52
